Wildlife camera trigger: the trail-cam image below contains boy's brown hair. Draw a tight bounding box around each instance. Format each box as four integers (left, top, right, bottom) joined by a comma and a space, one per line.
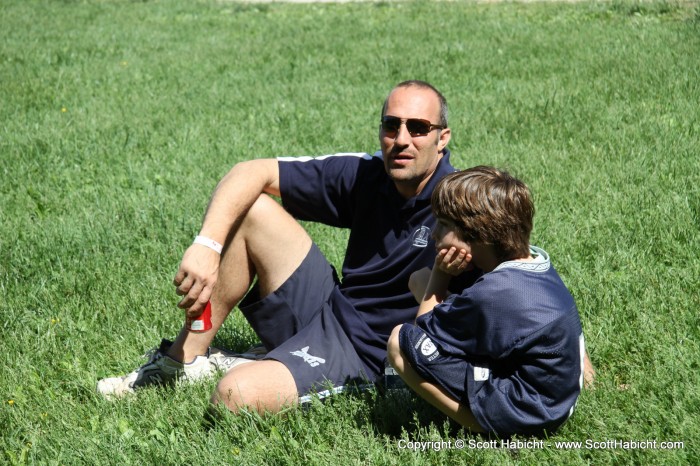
431, 166, 534, 262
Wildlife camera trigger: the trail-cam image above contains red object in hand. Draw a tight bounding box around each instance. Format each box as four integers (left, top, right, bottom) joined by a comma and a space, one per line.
186, 301, 212, 332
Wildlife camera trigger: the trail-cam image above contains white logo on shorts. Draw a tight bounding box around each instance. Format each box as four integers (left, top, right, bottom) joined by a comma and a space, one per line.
474, 366, 490, 382
290, 346, 326, 367
420, 338, 437, 357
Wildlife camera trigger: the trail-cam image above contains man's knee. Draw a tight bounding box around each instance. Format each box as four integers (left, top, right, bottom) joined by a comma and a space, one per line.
241, 197, 312, 297
211, 361, 298, 414
211, 373, 245, 410
240, 194, 292, 233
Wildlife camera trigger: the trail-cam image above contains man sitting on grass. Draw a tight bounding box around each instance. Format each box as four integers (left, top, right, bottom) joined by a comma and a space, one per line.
98, 81, 593, 415
98, 80, 483, 411
388, 166, 585, 436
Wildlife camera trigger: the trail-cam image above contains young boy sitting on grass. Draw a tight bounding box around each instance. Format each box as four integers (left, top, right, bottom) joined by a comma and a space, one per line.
387, 166, 585, 436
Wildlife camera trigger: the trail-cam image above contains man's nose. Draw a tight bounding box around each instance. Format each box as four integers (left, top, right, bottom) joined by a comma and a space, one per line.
394, 122, 412, 145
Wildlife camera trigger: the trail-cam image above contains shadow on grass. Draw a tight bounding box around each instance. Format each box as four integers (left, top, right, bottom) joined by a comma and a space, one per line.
366, 388, 467, 438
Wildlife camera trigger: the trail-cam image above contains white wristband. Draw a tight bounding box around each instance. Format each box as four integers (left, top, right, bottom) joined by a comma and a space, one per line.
193, 235, 223, 254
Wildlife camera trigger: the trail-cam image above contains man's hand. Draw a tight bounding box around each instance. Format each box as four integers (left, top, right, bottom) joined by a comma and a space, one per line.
434, 247, 472, 276
172, 244, 221, 316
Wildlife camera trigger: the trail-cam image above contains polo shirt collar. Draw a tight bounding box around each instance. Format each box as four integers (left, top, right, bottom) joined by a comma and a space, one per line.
379, 148, 455, 208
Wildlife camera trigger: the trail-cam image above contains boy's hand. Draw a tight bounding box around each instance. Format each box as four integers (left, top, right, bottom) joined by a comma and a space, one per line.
416, 249, 470, 318
435, 247, 472, 276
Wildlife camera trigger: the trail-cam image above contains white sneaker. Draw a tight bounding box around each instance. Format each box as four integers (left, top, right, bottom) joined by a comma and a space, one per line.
208, 343, 268, 373
97, 339, 215, 399
97, 340, 269, 399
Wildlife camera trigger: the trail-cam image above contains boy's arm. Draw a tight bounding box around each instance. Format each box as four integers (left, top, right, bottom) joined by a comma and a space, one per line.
416, 247, 470, 318
408, 267, 431, 303
416, 268, 452, 318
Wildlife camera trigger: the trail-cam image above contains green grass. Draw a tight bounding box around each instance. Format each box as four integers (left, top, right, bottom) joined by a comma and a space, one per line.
1, 0, 699, 464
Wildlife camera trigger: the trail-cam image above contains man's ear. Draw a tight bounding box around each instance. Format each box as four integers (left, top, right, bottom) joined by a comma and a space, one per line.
437, 128, 451, 152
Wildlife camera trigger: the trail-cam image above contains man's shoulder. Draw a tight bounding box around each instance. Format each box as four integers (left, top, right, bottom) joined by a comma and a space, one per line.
277, 152, 392, 211
279, 152, 384, 181
277, 152, 379, 166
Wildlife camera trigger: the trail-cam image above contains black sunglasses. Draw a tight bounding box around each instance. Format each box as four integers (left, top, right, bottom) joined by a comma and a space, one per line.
380, 116, 445, 137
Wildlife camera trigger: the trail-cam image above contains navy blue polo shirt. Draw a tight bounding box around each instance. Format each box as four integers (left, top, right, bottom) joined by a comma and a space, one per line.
278, 150, 479, 378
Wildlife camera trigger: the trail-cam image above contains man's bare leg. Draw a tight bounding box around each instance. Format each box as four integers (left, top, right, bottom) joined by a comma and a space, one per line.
167, 194, 312, 364
212, 360, 298, 414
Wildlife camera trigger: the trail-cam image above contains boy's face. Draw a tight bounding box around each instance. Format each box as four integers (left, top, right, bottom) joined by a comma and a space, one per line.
433, 217, 502, 273
433, 218, 471, 257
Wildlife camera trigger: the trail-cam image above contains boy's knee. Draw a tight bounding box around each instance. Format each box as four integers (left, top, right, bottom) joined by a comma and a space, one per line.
387, 324, 404, 366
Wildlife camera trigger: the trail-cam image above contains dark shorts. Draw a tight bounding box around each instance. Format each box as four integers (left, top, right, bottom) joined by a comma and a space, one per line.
399, 323, 471, 405
239, 243, 372, 398
399, 323, 581, 436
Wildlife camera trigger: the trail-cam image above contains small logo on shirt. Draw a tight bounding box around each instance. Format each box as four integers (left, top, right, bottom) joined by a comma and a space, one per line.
412, 226, 431, 248
290, 346, 326, 367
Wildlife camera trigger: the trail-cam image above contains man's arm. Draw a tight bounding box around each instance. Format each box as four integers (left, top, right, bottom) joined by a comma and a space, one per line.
173, 158, 280, 315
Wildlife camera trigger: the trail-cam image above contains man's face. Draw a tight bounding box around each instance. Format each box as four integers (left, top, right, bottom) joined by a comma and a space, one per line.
379, 85, 451, 198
